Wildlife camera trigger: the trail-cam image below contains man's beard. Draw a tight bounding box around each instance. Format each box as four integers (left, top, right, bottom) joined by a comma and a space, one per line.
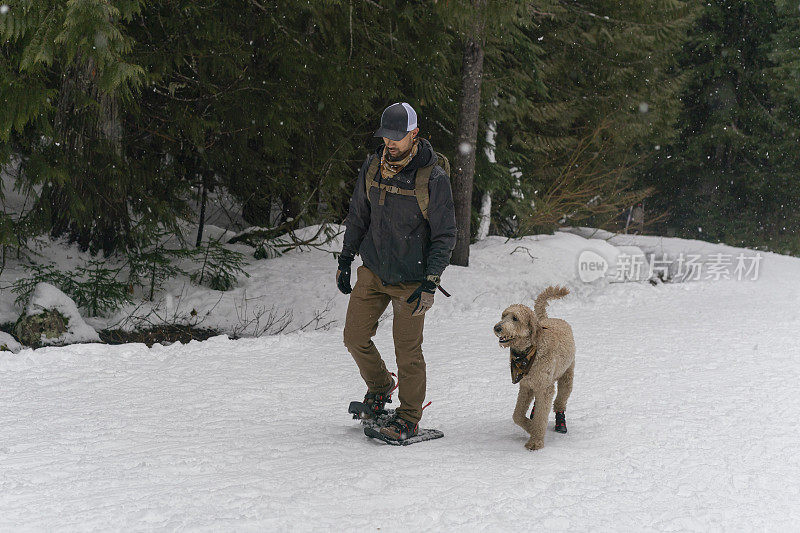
387, 147, 412, 162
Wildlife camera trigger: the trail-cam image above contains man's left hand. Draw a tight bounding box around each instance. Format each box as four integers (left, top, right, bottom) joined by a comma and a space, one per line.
407, 280, 437, 317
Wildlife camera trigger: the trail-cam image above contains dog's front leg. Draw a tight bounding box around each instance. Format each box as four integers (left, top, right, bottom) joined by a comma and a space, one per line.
512, 386, 535, 435
525, 384, 555, 451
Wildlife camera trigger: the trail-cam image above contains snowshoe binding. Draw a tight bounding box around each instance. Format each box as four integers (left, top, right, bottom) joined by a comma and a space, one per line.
362, 414, 444, 446
379, 415, 418, 441
348, 376, 397, 427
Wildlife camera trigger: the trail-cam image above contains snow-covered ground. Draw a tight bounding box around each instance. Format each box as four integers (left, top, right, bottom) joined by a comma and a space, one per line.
2, 230, 800, 530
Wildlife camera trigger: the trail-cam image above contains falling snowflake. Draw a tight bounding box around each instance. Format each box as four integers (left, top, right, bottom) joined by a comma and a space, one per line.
458, 142, 473, 155
0, 5, 9, 14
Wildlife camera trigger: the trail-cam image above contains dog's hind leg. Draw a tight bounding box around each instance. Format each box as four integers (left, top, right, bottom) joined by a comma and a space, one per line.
512, 386, 535, 435
553, 361, 575, 413
526, 384, 555, 450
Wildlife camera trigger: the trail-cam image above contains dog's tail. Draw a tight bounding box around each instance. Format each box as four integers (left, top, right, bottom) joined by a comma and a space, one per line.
534, 285, 570, 319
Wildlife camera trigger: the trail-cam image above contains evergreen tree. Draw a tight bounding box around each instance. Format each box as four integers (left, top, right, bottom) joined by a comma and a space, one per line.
138, 0, 460, 233
651, 0, 797, 251
280, 0, 459, 230
0, 0, 704, 261
762, 0, 800, 252
476, 0, 694, 236
2, 1, 461, 253
0, 0, 151, 254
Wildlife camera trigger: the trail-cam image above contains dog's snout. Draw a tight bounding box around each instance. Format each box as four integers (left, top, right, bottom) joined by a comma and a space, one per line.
494, 324, 502, 334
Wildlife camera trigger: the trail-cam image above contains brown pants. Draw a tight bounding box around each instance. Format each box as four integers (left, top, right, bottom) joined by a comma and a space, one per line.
343, 265, 426, 424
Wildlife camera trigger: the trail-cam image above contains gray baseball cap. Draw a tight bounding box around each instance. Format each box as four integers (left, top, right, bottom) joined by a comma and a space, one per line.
374, 102, 418, 141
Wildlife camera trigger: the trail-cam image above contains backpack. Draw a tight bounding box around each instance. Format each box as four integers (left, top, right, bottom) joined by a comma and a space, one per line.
364, 150, 450, 221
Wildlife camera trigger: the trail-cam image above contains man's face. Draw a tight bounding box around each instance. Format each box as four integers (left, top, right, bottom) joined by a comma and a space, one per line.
382, 128, 419, 160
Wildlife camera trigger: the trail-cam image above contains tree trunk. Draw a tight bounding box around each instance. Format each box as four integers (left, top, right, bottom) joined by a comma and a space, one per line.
477, 191, 492, 240
476, 112, 497, 241
280, 190, 302, 225
450, 1, 486, 266
196, 174, 208, 247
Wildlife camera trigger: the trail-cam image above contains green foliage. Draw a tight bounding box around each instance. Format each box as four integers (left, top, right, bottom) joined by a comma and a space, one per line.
11, 236, 251, 316
12, 264, 73, 306
12, 260, 131, 316
762, 0, 800, 248
0, 0, 177, 254
1, 0, 798, 263
646, 0, 800, 251
251, 232, 303, 260
475, 0, 695, 235
79, 260, 134, 316
4, 0, 684, 251
191, 240, 249, 292
125, 0, 459, 238
125, 234, 194, 301
253, 241, 283, 261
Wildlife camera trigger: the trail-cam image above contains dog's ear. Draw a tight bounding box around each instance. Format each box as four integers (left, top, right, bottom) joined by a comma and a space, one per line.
521, 305, 539, 332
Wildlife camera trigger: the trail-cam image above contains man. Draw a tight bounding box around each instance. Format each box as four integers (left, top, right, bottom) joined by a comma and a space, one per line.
337, 102, 457, 441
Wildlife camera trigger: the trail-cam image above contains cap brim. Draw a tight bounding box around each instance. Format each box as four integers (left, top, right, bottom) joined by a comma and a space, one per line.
373, 127, 409, 141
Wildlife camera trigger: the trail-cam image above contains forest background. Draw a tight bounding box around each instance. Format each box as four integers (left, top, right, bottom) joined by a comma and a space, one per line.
2, 0, 799, 273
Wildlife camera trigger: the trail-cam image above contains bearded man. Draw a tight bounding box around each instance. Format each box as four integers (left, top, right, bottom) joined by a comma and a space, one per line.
337, 102, 457, 442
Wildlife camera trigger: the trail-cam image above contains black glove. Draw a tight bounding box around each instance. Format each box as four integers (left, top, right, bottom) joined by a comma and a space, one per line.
406, 280, 437, 317
336, 257, 353, 294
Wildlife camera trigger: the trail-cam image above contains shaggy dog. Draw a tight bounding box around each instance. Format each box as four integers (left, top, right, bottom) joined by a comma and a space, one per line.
493, 286, 575, 450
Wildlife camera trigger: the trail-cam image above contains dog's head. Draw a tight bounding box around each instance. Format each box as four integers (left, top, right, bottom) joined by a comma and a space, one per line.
493, 304, 538, 353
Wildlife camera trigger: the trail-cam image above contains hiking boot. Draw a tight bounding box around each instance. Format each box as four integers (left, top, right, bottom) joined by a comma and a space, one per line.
554, 411, 567, 433
362, 377, 396, 419
379, 415, 418, 441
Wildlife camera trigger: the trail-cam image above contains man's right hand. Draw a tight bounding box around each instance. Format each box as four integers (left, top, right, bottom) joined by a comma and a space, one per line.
336, 259, 352, 294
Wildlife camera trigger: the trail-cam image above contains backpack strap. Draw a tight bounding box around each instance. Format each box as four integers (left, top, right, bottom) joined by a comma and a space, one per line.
365, 155, 417, 206
365, 154, 381, 201
415, 166, 432, 221
414, 152, 449, 221
363, 151, 449, 220
437, 152, 450, 178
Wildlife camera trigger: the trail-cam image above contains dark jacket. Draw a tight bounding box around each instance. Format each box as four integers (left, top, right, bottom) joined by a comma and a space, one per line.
341, 138, 457, 285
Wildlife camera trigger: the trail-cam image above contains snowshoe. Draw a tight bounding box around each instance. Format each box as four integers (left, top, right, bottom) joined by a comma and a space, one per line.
363, 414, 444, 446
363, 425, 444, 446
